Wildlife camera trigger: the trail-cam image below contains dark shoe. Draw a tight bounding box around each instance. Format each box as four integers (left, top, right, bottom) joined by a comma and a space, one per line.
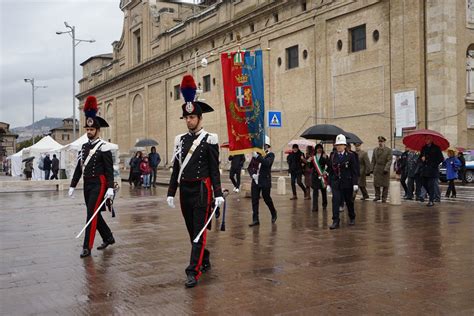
290, 196, 297, 200
404, 196, 413, 200
248, 221, 260, 227
201, 262, 211, 273
329, 221, 340, 230
360, 197, 366, 201
451, 195, 456, 198
185, 274, 197, 288
80, 249, 91, 258
153, 184, 156, 188
312, 208, 318, 212
373, 197, 380, 202
271, 214, 277, 224
97, 236, 115, 250
427, 201, 434, 207
381, 200, 387, 203
349, 219, 355, 226
434, 198, 441, 203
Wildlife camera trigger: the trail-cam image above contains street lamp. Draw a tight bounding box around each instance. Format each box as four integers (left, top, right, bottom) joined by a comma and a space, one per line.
23, 78, 47, 144
193, 50, 214, 100
56, 22, 95, 141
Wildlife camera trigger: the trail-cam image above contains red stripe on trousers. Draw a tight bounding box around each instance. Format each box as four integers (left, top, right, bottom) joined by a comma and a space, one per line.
88, 175, 107, 249
195, 177, 212, 280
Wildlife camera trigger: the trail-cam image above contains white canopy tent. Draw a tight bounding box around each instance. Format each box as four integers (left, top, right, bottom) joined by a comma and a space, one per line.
6, 149, 25, 177
61, 133, 120, 182
22, 136, 63, 180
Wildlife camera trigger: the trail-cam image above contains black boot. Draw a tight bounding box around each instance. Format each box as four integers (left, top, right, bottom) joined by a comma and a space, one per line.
248, 221, 260, 227
97, 236, 115, 250
185, 274, 197, 288
201, 261, 212, 273
80, 248, 91, 258
329, 221, 340, 230
349, 219, 355, 226
271, 213, 277, 224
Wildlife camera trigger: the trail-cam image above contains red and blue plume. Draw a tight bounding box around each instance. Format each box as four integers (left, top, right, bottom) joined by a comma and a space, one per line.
83, 96, 98, 118
180, 75, 197, 103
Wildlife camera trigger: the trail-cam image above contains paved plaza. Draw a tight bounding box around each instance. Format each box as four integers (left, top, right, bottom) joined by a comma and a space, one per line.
1, 178, 473, 315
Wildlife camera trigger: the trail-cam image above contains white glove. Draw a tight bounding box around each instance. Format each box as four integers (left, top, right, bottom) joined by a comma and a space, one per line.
326, 186, 331, 193
252, 174, 259, 184
105, 188, 115, 200
167, 196, 175, 208
353, 185, 359, 192
252, 151, 259, 158
68, 187, 75, 197
215, 196, 225, 207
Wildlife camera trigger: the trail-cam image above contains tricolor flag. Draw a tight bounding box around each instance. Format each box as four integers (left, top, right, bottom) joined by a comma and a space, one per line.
221, 50, 265, 155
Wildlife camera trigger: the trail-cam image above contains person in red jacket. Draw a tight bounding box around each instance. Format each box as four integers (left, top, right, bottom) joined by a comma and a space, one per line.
140, 157, 152, 188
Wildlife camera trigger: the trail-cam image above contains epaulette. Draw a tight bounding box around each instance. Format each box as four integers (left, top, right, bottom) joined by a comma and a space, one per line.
206, 133, 219, 145
100, 142, 114, 152
174, 133, 186, 147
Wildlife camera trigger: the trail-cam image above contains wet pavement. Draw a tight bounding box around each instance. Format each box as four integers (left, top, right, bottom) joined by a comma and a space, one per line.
1, 181, 474, 315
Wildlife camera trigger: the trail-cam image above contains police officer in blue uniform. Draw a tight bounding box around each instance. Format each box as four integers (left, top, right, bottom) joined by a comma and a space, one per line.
326, 134, 359, 230
69, 96, 116, 258
166, 75, 224, 288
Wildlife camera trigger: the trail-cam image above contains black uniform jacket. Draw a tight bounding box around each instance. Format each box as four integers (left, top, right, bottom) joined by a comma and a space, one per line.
167, 130, 222, 197
419, 143, 444, 178
248, 152, 275, 188
328, 151, 358, 189
71, 139, 114, 189
229, 154, 245, 170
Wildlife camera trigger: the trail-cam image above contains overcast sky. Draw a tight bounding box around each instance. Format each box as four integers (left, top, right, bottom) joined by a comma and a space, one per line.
0, 0, 124, 128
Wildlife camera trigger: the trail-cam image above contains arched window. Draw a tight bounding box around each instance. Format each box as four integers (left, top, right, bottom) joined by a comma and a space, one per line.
467, 44, 474, 96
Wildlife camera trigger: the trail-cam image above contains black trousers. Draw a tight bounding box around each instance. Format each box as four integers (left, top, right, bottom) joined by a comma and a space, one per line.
83, 175, 113, 250
290, 172, 306, 196
151, 167, 157, 185
229, 167, 241, 188
331, 186, 355, 222
446, 180, 456, 197
251, 182, 277, 222
400, 172, 408, 195
179, 179, 211, 279
407, 176, 415, 198
422, 176, 436, 203
311, 180, 327, 211
50, 169, 59, 180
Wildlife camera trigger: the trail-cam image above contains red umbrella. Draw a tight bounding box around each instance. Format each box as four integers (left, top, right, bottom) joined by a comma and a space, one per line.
402, 129, 449, 151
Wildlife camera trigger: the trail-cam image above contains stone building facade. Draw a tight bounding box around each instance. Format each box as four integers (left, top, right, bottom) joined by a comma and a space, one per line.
78, 0, 474, 165
0, 122, 18, 172
49, 118, 78, 145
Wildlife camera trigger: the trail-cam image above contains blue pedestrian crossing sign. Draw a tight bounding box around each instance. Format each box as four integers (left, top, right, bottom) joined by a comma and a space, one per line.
268, 111, 282, 128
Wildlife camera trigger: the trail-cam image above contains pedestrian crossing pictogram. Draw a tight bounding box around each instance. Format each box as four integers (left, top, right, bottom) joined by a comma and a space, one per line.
268, 111, 282, 127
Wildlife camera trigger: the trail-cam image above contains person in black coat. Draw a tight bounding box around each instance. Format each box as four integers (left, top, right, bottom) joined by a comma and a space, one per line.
308, 144, 329, 212
228, 154, 245, 192
287, 144, 307, 199
399, 148, 409, 197
419, 137, 444, 206
50, 154, 60, 179
248, 137, 277, 227
326, 134, 359, 230
43, 153, 52, 180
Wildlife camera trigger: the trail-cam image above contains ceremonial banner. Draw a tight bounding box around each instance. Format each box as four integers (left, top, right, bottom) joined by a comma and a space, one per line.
221, 50, 265, 155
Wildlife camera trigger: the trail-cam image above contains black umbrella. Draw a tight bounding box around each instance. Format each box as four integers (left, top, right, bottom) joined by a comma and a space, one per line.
300, 124, 345, 141
344, 131, 363, 144
134, 139, 159, 147
392, 149, 403, 157
22, 157, 34, 163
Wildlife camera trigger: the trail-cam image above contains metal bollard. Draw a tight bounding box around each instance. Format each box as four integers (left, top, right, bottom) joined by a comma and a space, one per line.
389, 180, 401, 205
277, 176, 286, 195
